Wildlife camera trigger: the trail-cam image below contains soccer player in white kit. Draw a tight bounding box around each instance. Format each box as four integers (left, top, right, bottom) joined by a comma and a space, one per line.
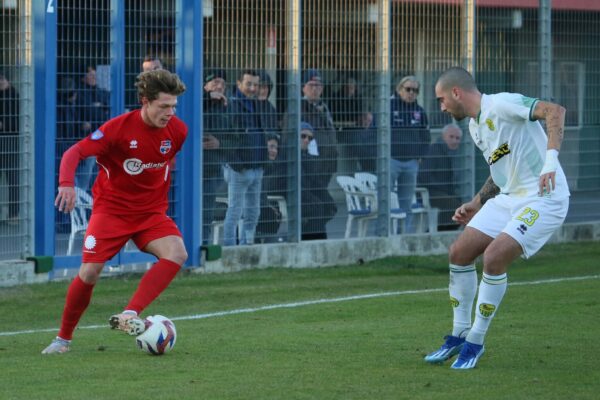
424, 67, 570, 369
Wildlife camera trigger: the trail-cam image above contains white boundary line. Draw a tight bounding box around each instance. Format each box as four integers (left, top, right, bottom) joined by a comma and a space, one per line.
2, 274, 598, 337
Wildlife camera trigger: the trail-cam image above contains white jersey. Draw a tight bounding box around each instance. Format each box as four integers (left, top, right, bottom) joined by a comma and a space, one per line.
469, 93, 570, 199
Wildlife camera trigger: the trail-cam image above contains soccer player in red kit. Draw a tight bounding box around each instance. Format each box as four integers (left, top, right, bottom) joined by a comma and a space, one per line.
42, 70, 188, 354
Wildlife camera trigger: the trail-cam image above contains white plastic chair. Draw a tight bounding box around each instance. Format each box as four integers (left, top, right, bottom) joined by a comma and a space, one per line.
412, 187, 437, 233
336, 175, 377, 238
67, 187, 93, 255
354, 172, 406, 234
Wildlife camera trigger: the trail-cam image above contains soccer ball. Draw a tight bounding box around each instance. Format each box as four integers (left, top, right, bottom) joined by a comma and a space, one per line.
136, 315, 177, 355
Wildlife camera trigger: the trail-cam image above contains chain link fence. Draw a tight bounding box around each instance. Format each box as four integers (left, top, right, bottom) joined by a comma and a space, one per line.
0, 0, 598, 261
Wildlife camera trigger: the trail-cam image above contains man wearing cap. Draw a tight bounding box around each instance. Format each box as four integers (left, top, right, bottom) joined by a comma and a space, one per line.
297, 69, 338, 239
390, 75, 431, 233
299, 122, 337, 240
202, 68, 231, 244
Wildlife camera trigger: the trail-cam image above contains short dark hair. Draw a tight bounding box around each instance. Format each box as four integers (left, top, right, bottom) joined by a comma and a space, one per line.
135, 69, 186, 102
237, 69, 259, 82
437, 67, 478, 92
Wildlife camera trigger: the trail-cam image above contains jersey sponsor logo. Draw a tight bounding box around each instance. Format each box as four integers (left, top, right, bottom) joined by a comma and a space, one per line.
91, 130, 104, 140
160, 140, 172, 154
485, 118, 496, 131
130, 140, 138, 149
487, 142, 510, 165
123, 158, 167, 175
479, 303, 496, 318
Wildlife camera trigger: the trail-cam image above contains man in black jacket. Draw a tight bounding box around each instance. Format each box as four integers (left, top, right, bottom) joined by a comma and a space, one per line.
223, 69, 274, 246
298, 69, 338, 239
202, 68, 231, 244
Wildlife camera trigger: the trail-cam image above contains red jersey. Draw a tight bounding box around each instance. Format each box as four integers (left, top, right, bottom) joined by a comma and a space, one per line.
59, 109, 188, 214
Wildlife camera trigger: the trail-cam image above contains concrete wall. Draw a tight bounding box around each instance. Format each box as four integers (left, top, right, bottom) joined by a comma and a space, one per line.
2, 222, 599, 288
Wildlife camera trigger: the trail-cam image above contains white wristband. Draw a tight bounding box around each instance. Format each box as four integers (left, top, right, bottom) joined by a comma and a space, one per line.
540, 149, 559, 176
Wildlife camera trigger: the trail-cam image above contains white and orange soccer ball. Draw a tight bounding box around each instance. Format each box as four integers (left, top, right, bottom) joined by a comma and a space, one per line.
136, 315, 177, 355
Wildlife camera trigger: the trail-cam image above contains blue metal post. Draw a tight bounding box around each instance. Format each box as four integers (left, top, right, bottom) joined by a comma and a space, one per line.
175, 0, 203, 267
110, 0, 125, 115
33, 1, 57, 256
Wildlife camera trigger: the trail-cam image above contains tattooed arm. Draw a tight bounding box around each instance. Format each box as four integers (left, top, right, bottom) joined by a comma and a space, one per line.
477, 176, 500, 205
532, 100, 565, 151
452, 176, 499, 225
531, 100, 566, 195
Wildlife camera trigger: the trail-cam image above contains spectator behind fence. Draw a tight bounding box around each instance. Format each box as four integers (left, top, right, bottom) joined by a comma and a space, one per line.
202, 68, 231, 244
418, 123, 463, 231
300, 122, 337, 240
255, 70, 285, 243
256, 134, 284, 243
223, 69, 272, 246
0, 72, 20, 224
295, 69, 338, 239
76, 65, 110, 191
348, 110, 378, 173
142, 55, 164, 72
42, 69, 188, 355
390, 75, 431, 233
330, 74, 363, 129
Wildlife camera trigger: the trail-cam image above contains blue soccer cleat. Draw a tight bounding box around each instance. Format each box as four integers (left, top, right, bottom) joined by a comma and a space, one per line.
450, 341, 485, 369
424, 335, 466, 363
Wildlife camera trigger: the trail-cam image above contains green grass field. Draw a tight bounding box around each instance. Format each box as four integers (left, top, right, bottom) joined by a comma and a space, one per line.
1, 241, 599, 400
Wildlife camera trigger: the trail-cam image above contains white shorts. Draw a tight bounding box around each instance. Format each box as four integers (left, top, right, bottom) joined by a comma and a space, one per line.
468, 194, 569, 258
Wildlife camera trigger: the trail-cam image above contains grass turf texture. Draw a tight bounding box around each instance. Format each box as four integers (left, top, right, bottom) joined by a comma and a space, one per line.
0, 241, 599, 399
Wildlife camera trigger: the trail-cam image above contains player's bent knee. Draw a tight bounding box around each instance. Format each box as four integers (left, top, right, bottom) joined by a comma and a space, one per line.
166, 247, 188, 266
79, 263, 104, 284
448, 241, 474, 266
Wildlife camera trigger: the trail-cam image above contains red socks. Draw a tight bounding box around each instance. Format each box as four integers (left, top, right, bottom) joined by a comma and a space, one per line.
58, 275, 95, 340
125, 258, 181, 314
56, 259, 180, 340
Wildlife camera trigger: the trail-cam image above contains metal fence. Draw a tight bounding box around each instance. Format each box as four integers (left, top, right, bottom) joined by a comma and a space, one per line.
0, 1, 31, 260
0, 0, 598, 266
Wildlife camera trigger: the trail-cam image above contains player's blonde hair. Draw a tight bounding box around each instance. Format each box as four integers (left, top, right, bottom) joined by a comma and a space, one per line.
135, 69, 186, 103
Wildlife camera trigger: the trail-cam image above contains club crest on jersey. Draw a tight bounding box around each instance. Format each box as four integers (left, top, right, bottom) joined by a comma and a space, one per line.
90, 130, 104, 140
485, 118, 496, 131
160, 140, 172, 154
488, 142, 510, 165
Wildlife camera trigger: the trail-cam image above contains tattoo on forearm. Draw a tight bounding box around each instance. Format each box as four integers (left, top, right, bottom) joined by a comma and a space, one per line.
478, 177, 500, 205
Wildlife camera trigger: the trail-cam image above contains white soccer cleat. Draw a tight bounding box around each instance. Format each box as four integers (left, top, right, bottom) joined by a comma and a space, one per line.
41, 337, 71, 354
109, 312, 146, 336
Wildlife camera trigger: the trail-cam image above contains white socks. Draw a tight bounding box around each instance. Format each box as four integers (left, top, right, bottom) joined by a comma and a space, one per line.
466, 272, 508, 345
449, 264, 478, 337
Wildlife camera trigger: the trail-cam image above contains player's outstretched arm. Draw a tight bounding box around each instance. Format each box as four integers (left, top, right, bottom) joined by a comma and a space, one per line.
55, 186, 76, 213
453, 176, 499, 225
532, 100, 566, 196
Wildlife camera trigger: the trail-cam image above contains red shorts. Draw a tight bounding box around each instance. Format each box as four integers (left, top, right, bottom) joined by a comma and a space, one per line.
81, 212, 182, 263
